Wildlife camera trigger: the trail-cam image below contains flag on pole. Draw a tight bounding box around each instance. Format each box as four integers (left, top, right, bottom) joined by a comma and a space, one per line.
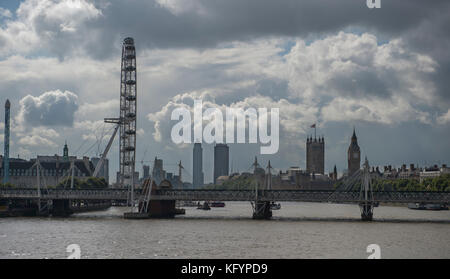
311, 124, 316, 128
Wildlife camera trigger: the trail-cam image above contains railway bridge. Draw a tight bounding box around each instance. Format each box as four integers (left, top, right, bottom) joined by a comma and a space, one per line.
1, 188, 448, 204
1, 186, 448, 220
1, 158, 448, 220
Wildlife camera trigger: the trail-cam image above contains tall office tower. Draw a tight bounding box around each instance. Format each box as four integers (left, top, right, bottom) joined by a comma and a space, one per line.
3, 99, 10, 183
142, 165, 150, 179
214, 144, 229, 184
192, 143, 204, 188
152, 157, 165, 185
347, 128, 361, 176
306, 136, 325, 174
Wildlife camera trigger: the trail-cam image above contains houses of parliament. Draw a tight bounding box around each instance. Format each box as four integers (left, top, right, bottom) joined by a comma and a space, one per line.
306, 128, 360, 177
271, 128, 361, 190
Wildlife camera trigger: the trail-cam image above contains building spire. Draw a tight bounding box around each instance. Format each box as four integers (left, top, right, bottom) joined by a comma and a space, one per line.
63, 141, 69, 161
348, 127, 361, 176
253, 156, 259, 174
4, 99, 11, 183
352, 126, 357, 142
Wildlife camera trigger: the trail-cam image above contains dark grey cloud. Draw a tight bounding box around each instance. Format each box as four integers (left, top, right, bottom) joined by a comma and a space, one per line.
85, 0, 449, 101
98, 1, 435, 44
4, 0, 449, 102
20, 0, 442, 60
401, 11, 450, 104
18, 90, 79, 127
88, 0, 447, 50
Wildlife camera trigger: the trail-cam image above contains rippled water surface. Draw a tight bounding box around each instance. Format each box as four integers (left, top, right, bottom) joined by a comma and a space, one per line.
0, 202, 449, 259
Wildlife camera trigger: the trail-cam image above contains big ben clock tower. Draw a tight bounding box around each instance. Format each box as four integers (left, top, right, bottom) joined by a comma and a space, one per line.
347, 128, 361, 176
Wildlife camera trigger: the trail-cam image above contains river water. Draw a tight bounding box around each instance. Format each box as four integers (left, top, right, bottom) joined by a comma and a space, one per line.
0, 202, 449, 259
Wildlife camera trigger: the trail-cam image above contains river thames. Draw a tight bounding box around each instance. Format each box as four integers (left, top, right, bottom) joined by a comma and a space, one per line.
0, 202, 449, 259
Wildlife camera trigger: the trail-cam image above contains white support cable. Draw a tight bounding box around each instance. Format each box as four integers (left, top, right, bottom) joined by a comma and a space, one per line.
93, 124, 119, 178
327, 169, 363, 201
30, 159, 50, 213
95, 123, 110, 156
143, 178, 154, 213
70, 160, 75, 189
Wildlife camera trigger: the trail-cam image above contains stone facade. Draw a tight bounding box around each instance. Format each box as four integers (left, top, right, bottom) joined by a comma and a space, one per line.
347, 129, 361, 176
0, 155, 94, 188
306, 136, 325, 174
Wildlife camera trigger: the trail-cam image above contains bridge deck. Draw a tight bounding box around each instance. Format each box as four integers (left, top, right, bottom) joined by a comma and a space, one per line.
0, 189, 449, 204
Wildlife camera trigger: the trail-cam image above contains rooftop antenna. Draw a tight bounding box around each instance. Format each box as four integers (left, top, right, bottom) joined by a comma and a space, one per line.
4, 99, 11, 183
178, 160, 184, 188
231, 155, 234, 174
266, 161, 272, 190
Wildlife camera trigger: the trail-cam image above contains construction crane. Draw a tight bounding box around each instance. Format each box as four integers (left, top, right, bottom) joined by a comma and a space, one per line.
178, 160, 183, 185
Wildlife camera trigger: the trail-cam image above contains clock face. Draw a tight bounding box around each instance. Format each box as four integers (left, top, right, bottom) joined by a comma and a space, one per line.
353, 153, 359, 159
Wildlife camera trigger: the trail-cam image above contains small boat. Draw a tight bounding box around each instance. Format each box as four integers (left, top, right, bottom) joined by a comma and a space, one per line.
175, 208, 186, 215
408, 203, 426, 210
425, 204, 441, 210
425, 203, 449, 211
123, 212, 151, 219
210, 201, 226, 207
270, 202, 281, 210
197, 202, 211, 210
178, 201, 198, 207
408, 203, 449, 210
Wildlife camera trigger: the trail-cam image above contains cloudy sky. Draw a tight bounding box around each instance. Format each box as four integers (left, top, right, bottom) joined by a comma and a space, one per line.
1, 0, 449, 183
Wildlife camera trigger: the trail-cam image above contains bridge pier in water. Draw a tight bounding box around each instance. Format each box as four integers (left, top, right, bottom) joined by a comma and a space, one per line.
1, 199, 38, 217
144, 200, 177, 218
359, 202, 374, 221
0, 198, 112, 218
52, 199, 73, 217
124, 179, 179, 219
252, 201, 272, 220
124, 200, 177, 219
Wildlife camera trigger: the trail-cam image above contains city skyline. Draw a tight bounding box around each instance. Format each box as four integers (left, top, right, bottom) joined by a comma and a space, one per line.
192, 142, 204, 188
0, 1, 449, 261
1, 96, 449, 184
0, 0, 449, 184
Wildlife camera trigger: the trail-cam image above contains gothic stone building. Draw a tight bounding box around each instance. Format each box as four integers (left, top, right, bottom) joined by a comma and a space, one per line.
306, 136, 325, 174
347, 129, 361, 176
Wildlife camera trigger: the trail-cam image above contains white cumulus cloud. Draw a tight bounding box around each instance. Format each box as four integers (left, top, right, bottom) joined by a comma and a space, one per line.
17, 90, 79, 127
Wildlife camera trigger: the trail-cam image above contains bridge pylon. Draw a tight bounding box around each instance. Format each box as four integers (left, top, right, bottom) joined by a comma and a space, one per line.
359, 157, 374, 221
251, 158, 272, 219
252, 201, 272, 220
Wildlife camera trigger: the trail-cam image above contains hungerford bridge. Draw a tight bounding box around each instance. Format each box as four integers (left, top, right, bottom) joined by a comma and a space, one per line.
1, 159, 449, 220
